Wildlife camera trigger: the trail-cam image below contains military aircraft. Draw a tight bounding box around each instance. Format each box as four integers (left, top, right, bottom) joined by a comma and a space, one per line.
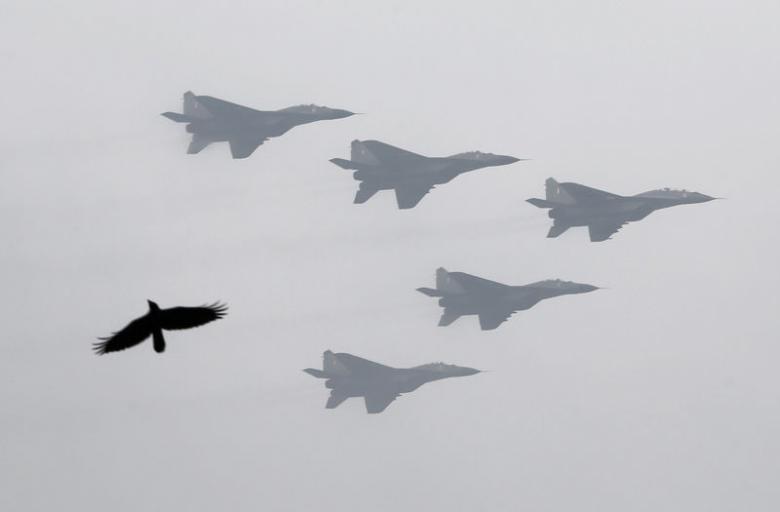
329, 140, 525, 209
417, 268, 598, 331
162, 91, 356, 159
304, 350, 480, 414
527, 178, 718, 242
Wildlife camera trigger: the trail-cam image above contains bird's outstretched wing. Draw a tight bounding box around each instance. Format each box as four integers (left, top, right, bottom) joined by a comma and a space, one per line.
159, 302, 228, 330
94, 315, 153, 355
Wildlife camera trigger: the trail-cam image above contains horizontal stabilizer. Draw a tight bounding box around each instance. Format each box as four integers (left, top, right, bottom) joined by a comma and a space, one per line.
354, 186, 378, 204
326, 393, 349, 409
161, 112, 192, 123
439, 309, 462, 327
187, 134, 213, 154
330, 158, 356, 170
526, 198, 556, 208
303, 368, 328, 378
547, 222, 570, 238
416, 287, 441, 297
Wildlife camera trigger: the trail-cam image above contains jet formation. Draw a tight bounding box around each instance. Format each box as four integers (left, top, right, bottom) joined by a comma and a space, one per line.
330, 140, 524, 209
91, 92, 721, 414
304, 350, 480, 414
527, 178, 717, 242
162, 91, 356, 159
417, 268, 599, 330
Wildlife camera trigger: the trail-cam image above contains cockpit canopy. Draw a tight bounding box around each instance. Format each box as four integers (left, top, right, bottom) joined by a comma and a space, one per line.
636, 188, 695, 199
414, 362, 455, 372
449, 151, 498, 160
280, 104, 332, 114
530, 278, 573, 288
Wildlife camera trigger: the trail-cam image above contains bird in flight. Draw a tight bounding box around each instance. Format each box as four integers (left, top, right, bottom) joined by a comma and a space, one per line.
94, 301, 227, 355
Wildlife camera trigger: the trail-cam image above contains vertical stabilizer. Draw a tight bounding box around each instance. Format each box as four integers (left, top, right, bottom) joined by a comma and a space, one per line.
350, 140, 380, 165
436, 267, 465, 294
183, 91, 212, 120
323, 350, 350, 377
546, 178, 575, 204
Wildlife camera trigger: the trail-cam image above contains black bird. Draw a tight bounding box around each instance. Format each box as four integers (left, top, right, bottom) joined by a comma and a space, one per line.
94, 301, 227, 355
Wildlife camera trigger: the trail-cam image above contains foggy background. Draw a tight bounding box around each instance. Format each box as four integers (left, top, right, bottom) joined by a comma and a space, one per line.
2, 1, 779, 510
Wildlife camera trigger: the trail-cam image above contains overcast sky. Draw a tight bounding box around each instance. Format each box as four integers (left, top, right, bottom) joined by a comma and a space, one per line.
2, 1, 779, 510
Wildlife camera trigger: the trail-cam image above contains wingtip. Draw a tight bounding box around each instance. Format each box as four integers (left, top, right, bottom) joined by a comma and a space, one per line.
207, 301, 229, 318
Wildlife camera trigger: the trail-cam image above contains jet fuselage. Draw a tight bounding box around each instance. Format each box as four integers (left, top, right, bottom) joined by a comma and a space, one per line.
184, 111, 328, 142
547, 196, 706, 228
437, 285, 587, 315
323, 370, 433, 398
352, 158, 493, 191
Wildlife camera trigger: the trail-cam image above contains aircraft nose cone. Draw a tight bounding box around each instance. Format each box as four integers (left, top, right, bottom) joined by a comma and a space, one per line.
460, 367, 481, 376
581, 284, 600, 293
334, 109, 357, 118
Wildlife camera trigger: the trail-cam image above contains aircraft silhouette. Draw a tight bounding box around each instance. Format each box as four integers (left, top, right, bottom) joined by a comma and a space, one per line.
418, 268, 598, 330
94, 301, 227, 355
304, 350, 480, 414
330, 139, 524, 209
162, 91, 356, 159
527, 178, 718, 241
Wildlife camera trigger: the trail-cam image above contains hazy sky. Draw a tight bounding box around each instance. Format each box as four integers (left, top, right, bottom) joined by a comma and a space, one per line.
2, 1, 779, 510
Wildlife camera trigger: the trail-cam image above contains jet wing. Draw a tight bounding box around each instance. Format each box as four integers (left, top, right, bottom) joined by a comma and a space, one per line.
193, 95, 264, 118
587, 221, 626, 242
228, 136, 268, 159
364, 392, 400, 414
394, 184, 435, 209
360, 140, 426, 163
447, 272, 509, 295
477, 308, 516, 330
560, 182, 622, 203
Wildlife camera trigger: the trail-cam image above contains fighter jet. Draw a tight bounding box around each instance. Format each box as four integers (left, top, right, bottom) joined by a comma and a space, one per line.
417, 268, 598, 331
162, 91, 356, 159
527, 178, 718, 242
329, 140, 525, 209
304, 350, 480, 414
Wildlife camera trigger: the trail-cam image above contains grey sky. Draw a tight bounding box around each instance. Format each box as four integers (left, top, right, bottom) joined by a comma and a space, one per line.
2, 0, 779, 510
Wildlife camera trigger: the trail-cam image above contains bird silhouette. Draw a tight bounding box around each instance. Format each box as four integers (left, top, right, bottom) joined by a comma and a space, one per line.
94, 301, 227, 355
